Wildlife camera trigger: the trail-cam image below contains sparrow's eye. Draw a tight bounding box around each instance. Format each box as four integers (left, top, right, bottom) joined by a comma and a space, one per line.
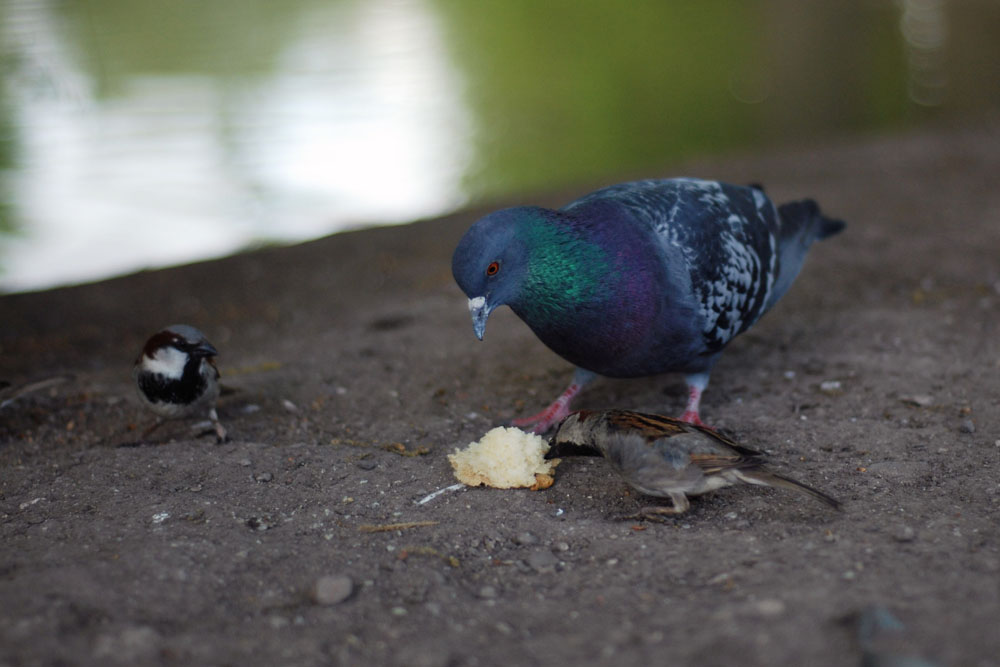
485, 261, 500, 277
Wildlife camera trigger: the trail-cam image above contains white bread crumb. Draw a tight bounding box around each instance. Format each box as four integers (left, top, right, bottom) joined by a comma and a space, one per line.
448, 426, 558, 489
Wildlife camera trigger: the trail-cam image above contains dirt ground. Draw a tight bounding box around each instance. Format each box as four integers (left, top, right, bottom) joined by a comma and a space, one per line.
1, 119, 998, 667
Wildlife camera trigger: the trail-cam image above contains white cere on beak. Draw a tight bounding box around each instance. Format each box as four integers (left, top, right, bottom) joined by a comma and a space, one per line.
468, 296, 486, 314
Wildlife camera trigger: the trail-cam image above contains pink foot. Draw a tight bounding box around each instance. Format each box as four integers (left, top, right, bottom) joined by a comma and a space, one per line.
511, 401, 573, 434
679, 409, 705, 427
680, 372, 710, 428
511, 370, 594, 434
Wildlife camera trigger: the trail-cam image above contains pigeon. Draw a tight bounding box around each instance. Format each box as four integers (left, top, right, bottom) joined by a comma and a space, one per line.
133, 324, 227, 443
546, 409, 841, 518
452, 178, 844, 432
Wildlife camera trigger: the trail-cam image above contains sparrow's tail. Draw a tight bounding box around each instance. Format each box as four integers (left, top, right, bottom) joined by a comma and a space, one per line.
735, 468, 842, 510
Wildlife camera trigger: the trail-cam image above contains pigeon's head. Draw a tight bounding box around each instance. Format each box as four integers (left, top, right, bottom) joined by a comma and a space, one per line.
452, 207, 548, 340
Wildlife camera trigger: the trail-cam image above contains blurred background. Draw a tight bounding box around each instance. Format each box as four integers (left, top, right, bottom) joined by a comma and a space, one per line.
1, 0, 998, 293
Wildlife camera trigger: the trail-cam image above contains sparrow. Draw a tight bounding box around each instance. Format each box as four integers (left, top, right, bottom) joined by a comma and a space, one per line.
133, 324, 227, 442
545, 409, 841, 519
451, 178, 844, 432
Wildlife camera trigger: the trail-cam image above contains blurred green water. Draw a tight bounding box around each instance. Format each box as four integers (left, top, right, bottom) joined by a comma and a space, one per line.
1, 0, 998, 291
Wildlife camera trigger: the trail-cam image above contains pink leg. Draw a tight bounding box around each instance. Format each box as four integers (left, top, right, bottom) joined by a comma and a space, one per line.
679, 372, 710, 426
512, 368, 596, 434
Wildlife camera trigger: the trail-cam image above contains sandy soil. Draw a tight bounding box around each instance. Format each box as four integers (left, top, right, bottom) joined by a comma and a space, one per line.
1, 120, 998, 667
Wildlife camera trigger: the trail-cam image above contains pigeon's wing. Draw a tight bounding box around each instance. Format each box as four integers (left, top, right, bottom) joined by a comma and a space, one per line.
566, 179, 781, 352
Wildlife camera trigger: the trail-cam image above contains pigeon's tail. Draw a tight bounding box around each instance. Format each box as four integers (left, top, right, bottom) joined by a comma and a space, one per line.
736, 468, 843, 510
777, 199, 846, 242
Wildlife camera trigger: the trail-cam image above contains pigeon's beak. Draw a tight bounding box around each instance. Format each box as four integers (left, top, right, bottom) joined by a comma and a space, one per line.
468, 296, 492, 341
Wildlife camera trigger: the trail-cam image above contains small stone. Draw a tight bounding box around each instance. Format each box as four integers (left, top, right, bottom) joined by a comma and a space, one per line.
555, 541, 570, 552
356, 460, 377, 471
238, 458, 252, 467
282, 399, 299, 413
894, 525, 916, 542
754, 599, 786, 616
514, 532, 538, 546
819, 380, 842, 395
246, 516, 271, 531
313, 575, 353, 605
900, 395, 933, 408
254, 472, 273, 483
526, 549, 558, 573
959, 419, 976, 434
477, 585, 498, 599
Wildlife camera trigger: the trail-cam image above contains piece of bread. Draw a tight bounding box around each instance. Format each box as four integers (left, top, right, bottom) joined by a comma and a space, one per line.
448, 426, 559, 490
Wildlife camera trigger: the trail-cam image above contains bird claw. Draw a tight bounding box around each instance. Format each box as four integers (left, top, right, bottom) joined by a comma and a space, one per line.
679, 409, 705, 427
510, 403, 571, 434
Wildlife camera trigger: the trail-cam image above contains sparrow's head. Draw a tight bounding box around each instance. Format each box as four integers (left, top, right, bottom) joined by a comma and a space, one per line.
136, 324, 218, 379
544, 411, 602, 460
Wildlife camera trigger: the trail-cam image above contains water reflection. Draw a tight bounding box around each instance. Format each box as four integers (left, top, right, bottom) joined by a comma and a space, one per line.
0, 0, 469, 291
0, 0, 998, 292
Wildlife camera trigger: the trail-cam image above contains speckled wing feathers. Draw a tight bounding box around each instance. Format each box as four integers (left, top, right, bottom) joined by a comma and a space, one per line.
565, 179, 779, 352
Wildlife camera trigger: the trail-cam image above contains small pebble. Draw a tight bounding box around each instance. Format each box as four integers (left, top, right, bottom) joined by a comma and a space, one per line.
901, 394, 933, 407
959, 419, 976, 434
894, 525, 916, 542
526, 549, 558, 573
819, 380, 842, 395
238, 459, 252, 467
754, 599, 786, 617
514, 532, 538, 546
477, 585, 498, 599
312, 575, 353, 605
356, 460, 377, 471
254, 472, 273, 483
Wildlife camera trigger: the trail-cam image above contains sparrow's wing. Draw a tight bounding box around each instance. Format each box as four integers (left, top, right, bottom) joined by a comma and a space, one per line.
604, 409, 764, 455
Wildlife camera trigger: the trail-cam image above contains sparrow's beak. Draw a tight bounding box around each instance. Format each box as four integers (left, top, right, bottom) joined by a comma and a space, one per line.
193, 340, 218, 357
468, 296, 492, 341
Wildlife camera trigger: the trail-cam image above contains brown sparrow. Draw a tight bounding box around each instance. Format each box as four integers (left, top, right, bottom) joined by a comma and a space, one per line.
546, 409, 840, 519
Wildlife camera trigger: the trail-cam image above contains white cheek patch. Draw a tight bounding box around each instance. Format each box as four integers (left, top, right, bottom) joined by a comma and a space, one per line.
468, 296, 486, 313
143, 346, 188, 379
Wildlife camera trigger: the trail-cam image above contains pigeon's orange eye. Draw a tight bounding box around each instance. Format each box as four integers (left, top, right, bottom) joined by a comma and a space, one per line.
486, 261, 500, 276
